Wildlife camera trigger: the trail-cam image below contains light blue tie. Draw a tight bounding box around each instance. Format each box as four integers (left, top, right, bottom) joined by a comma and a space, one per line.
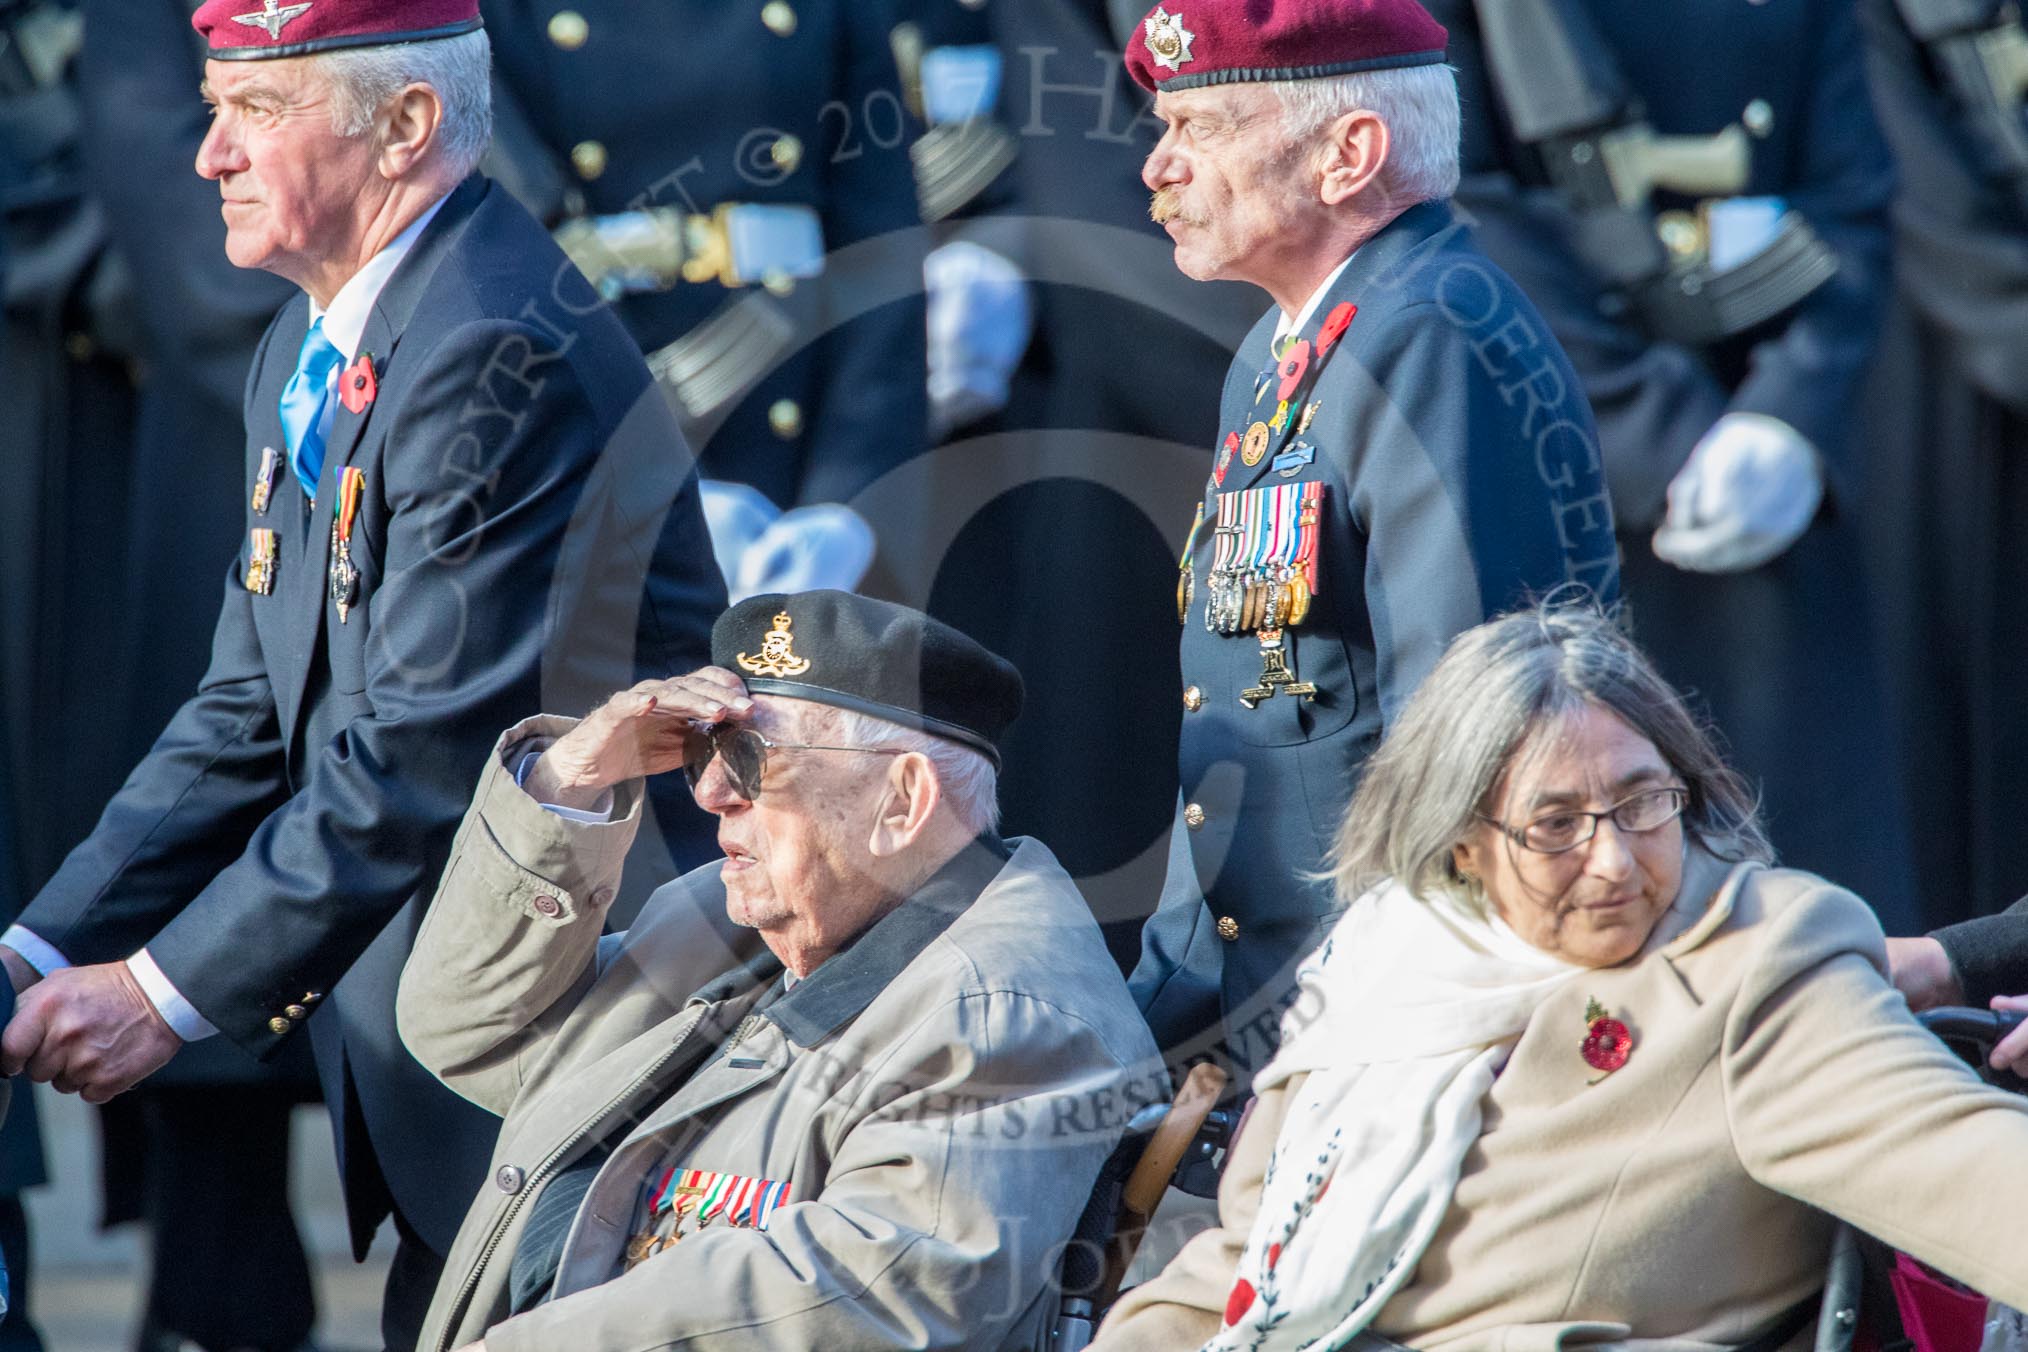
278, 319, 344, 499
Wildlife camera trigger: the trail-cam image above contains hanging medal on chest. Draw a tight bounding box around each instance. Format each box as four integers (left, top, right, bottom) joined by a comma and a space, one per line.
626, 1167, 793, 1270
329, 467, 365, 624
1203, 480, 1326, 707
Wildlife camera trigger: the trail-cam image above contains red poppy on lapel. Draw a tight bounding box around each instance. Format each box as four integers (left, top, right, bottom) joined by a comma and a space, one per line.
1316, 302, 1358, 357
1276, 338, 1312, 402
339, 352, 378, 415
1581, 997, 1632, 1075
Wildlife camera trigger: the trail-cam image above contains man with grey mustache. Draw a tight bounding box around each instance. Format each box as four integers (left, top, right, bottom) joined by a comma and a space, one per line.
1124, 0, 1622, 1087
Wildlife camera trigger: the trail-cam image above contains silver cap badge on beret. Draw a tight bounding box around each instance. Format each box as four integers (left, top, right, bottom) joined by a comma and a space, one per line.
233, 0, 312, 38
1144, 6, 1196, 72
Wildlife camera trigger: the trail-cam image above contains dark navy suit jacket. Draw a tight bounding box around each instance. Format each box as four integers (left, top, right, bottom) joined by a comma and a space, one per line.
1131, 202, 1621, 1070
17, 178, 726, 1254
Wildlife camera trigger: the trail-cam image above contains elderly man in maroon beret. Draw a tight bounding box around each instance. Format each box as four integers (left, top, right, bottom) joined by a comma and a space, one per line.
1125, 0, 1622, 1085
0, 0, 723, 1343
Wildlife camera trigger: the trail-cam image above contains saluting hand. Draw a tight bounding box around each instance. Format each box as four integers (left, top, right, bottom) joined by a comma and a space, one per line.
0, 961, 182, 1103
521, 668, 756, 811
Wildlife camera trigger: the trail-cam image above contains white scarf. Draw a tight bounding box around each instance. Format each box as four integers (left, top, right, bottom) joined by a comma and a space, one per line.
1201, 880, 1586, 1352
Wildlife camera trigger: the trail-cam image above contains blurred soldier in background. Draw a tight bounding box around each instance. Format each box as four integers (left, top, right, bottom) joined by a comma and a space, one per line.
482, 0, 930, 609
75, 1, 321, 1348
1426, 0, 1919, 923
1859, 0, 2028, 929
916, 0, 1261, 959
0, 0, 109, 1343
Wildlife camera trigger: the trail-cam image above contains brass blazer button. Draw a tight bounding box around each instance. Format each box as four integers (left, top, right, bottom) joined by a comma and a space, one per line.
284, 1004, 308, 1021
1183, 685, 1204, 712
547, 10, 589, 49
1184, 802, 1207, 830
268, 1016, 292, 1035
1216, 916, 1240, 942
761, 1, 797, 35
571, 140, 608, 181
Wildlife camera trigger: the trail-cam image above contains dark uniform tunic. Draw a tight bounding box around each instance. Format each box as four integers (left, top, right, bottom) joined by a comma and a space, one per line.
1428, 0, 1919, 926
1131, 202, 1621, 1070
1858, 0, 2028, 929
482, 0, 929, 512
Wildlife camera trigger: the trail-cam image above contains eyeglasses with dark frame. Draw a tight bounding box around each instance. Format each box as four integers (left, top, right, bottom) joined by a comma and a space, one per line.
681, 723, 908, 801
1477, 785, 1690, 855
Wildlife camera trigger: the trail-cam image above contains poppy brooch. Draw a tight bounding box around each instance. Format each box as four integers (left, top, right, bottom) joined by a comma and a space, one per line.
1582, 998, 1632, 1081
339, 352, 378, 415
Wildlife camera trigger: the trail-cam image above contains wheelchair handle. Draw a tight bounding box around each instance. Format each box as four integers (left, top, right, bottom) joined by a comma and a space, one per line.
1916, 1006, 2026, 1046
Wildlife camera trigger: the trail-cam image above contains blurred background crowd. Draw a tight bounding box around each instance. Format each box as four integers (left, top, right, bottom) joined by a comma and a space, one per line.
0, 0, 2023, 1345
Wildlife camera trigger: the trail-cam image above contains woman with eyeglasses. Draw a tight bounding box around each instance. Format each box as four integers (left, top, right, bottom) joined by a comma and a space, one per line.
1092, 602, 2028, 1352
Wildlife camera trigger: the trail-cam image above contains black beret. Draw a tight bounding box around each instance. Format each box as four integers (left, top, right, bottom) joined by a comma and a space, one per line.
712, 591, 1024, 768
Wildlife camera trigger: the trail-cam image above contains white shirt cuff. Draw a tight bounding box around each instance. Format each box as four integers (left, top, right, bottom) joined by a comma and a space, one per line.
126, 951, 218, 1042
513, 748, 617, 824
1, 926, 71, 977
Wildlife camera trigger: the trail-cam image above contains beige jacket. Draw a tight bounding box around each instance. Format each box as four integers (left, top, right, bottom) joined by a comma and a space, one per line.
398, 717, 1161, 1352
1097, 848, 2028, 1352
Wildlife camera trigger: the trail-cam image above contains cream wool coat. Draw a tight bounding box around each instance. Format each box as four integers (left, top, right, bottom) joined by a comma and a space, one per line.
1097, 848, 2028, 1352
397, 718, 1160, 1352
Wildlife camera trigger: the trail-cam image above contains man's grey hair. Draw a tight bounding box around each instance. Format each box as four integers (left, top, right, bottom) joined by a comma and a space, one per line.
1270, 64, 1462, 206
827, 707, 1002, 837
1328, 600, 1771, 914
318, 29, 493, 181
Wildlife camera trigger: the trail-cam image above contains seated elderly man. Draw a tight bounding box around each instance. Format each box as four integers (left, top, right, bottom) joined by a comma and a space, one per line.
397, 592, 1159, 1351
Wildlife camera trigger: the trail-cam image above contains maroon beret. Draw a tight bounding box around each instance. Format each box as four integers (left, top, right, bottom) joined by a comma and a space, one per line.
1125, 0, 1448, 94
193, 0, 482, 61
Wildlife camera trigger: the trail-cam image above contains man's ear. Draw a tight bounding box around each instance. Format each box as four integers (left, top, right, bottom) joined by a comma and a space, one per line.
376, 83, 445, 181
867, 754, 942, 859
1317, 108, 1389, 207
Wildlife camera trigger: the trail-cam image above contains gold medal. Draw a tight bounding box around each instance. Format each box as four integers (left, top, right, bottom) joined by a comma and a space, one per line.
1284, 573, 1311, 627
1240, 421, 1271, 467
1177, 569, 1194, 626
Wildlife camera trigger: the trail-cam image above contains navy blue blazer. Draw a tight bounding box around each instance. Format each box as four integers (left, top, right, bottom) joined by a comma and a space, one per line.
1130, 202, 1621, 1070
17, 178, 726, 1254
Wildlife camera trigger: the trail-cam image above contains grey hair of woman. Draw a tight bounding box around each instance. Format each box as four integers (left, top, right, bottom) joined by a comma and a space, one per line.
1328, 600, 1773, 911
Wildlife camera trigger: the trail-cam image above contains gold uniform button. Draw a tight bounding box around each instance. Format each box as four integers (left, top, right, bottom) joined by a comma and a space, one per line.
547, 10, 589, 50
285, 1004, 309, 1021
1216, 915, 1240, 942
769, 399, 804, 439
770, 135, 804, 174
761, 1, 797, 35
1182, 684, 1204, 712
1183, 802, 1207, 830
268, 1016, 292, 1035
570, 140, 608, 181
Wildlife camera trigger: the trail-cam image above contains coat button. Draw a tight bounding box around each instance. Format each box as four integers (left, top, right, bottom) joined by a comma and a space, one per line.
570, 140, 608, 181
285, 1004, 309, 1020
1743, 98, 1774, 138
268, 1016, 292, 1035
769, 135, 804, 174
1184, 802, 1207, 830
303, 991, 323, 1004
533, 894, 562, 918
1216, 916, 1240, 942
1182, 685, 1204, 712
547, 10, 589, 49
761, 1, 797, 35
496, 1165, 526, 1194
769, 399, 804, 439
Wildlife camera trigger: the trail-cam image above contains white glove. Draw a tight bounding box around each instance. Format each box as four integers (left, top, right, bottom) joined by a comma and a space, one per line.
697, 479, 782, 589
1651, 412, 1823, 574
732, 503, 877, 603
925, 241, 1032, 440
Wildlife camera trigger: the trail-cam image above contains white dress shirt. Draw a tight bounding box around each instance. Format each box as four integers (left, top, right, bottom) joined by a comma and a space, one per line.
1273, 251, 1358, 347
2, 194, 450, 1043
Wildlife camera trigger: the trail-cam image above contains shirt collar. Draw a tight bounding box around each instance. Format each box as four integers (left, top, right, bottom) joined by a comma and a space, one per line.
1274, 250, 1358, 345
308, 193, 449, 361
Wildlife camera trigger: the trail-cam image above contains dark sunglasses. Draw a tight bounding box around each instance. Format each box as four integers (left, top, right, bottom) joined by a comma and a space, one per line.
681, 723, 907, 801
